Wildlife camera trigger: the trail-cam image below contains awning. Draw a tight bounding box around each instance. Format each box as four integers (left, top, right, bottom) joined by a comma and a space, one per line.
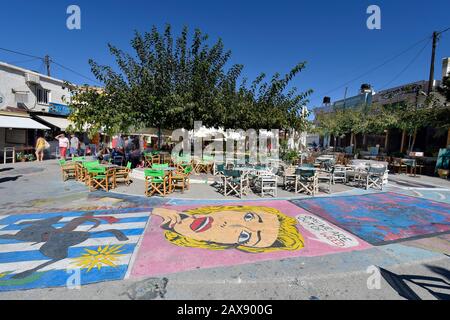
0, 115, 50, 130
36, 115, 71, 130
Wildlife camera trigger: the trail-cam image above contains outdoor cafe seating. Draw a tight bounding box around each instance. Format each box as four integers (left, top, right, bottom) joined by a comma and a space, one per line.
144, 162, 193, 197
59, 157, 134, 193
144, 168, 169, 196
58, 159, 76, 181
294, 167, 318, 196
222, 169, 251, 198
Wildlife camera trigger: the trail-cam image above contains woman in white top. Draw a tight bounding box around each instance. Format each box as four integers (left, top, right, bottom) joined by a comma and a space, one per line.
55, 133, 70, 160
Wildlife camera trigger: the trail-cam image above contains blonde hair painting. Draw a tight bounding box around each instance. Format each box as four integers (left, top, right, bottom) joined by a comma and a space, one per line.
163, 206, 304, 253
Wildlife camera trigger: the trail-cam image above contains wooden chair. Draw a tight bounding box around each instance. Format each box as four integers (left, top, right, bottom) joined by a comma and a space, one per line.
223, 169, 250, 198
254, 174, 278, 197
151, 154, 161, 166
144, 169, 169, 197
114, 162, 132, 188
364, 166, 386, 190
392, 158, 408, 174
59, 159, 76, 181
295, 168, 318, 196
144, 153, 153, 167
171, 165, 193, 193
283, 165, 297, 191
87, 166, 113, 192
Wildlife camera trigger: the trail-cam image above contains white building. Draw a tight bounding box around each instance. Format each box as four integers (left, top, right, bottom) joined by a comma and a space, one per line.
0, 61, 73, 160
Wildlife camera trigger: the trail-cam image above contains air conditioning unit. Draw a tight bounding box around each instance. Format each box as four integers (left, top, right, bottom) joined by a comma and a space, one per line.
25, 72, 40, 84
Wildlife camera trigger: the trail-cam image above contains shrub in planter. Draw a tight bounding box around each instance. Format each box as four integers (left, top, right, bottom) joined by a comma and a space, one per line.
16, 152, 27, 162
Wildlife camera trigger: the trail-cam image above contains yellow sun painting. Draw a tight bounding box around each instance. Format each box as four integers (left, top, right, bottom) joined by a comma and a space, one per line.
71, 245, 125, 272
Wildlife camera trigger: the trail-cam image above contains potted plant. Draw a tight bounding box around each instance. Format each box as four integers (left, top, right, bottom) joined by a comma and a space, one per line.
16, 152, 27, 162
26, 154, 36, 162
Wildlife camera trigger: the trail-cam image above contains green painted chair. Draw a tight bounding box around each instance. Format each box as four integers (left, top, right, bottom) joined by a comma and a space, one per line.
152, 163, 169, 170
59, 159, 76, 181
87, 166, 111, 192
144, 169, 168, 197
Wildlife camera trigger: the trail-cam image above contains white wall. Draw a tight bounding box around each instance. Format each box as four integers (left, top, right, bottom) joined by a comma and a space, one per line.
0, 62, 70, 113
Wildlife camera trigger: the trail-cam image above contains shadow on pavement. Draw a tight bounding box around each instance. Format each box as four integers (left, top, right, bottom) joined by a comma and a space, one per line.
380, 266, 450, 300
0, 176, 22, 184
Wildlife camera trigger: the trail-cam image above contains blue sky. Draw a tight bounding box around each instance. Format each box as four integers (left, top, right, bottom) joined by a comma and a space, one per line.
1, 0, 449, 109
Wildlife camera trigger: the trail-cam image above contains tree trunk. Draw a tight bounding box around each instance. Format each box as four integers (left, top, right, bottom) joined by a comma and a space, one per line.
410, 128, 417, 153
350, 132, 354, 153
400, 130, 406, 153
363, 134, 367, 148
158, 127, 162, 149
384, 130, 389, 152
407, 134, 412, 153
447, 128, 450, 148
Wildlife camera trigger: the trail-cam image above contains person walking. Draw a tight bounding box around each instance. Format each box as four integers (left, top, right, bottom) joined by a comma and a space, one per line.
55, 133, 70, 160
35, 134, 47, 162
69, 134, 80, 158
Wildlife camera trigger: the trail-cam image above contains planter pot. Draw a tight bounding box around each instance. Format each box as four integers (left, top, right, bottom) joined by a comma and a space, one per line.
20, 159, 26, 162
438, 169, 449, 179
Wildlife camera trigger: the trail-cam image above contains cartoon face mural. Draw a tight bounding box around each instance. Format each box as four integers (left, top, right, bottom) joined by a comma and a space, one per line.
152, 206, 304, 253
130, 201, 372, 279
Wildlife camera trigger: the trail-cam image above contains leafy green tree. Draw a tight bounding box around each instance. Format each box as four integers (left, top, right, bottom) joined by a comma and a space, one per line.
68, 24, 313, 142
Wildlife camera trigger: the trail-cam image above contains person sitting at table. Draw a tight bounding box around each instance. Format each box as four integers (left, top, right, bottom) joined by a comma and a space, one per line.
111, 148, 125, 165
129, 147, 142, 168
97, 147, 111, 162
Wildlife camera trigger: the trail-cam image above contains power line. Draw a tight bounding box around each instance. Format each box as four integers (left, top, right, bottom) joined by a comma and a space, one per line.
314, 35, 432, 101
0, 46, 101, 85
51, 60, 102, 85
0, 47, 43, 60
6, 57, 41, 65
378, 39, 431, 91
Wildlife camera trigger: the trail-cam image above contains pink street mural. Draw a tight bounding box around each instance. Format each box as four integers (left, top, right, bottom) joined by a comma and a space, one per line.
129, 200, 371, 278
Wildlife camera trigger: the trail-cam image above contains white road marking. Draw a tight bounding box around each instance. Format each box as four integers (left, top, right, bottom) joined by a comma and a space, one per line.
0, 254, 132, 274
0, 221, 147, 234
0, 235, 140, 253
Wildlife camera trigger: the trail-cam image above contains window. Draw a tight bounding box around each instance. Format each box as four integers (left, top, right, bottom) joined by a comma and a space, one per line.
36, 87, 50, 104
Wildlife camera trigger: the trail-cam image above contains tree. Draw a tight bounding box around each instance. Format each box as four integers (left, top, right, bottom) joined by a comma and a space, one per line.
68, 24, 313, 142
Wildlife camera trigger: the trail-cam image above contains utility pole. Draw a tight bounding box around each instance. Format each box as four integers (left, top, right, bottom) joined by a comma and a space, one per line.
427, 27, 450, 94
44, 55, 51, 77
427, 31, 438, 94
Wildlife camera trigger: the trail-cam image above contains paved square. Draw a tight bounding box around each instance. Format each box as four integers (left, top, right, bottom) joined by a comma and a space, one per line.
290, 192, 450, 245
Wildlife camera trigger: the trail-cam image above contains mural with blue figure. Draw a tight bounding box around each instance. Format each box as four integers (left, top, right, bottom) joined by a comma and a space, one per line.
0, 207, 152, 292
290, 192, 450, 245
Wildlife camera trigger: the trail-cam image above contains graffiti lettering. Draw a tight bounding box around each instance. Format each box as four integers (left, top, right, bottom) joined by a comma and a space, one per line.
296, 214, 359, 248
